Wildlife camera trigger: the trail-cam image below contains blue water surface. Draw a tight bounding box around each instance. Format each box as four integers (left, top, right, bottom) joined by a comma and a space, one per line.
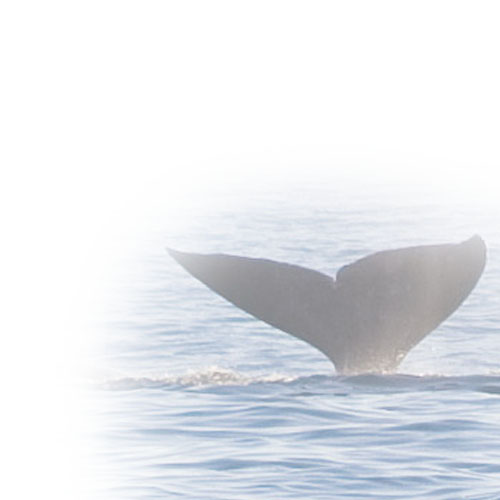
90, 182, 500, 499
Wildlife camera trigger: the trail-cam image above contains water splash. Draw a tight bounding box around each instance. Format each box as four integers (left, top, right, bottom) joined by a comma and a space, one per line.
96, 367, 500, 394
99, 366, 297, 390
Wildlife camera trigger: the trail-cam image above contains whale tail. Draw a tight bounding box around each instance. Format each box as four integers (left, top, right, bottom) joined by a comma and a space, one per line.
168, 236, 486, 374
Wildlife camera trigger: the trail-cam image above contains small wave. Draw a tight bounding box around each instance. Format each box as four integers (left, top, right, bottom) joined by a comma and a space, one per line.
99, 366, 298, 390
96, 367, 500, 394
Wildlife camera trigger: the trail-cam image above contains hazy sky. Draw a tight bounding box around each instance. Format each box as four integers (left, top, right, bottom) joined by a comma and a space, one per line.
4, 1, 500, 204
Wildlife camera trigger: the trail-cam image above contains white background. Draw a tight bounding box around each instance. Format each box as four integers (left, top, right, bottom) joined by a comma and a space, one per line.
1, 1, 499, 497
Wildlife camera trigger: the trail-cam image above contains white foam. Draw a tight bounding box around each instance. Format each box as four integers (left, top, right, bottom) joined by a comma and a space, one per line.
100, 366, 297, 390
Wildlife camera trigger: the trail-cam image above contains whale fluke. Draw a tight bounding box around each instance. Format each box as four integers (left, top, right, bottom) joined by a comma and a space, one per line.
168, 236, 486, 374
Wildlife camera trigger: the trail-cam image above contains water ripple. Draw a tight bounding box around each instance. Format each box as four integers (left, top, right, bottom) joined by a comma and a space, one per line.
98, 367, 500, 396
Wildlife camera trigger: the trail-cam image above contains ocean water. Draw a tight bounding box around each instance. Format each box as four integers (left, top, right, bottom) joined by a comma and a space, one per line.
90, 182, 500, 499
